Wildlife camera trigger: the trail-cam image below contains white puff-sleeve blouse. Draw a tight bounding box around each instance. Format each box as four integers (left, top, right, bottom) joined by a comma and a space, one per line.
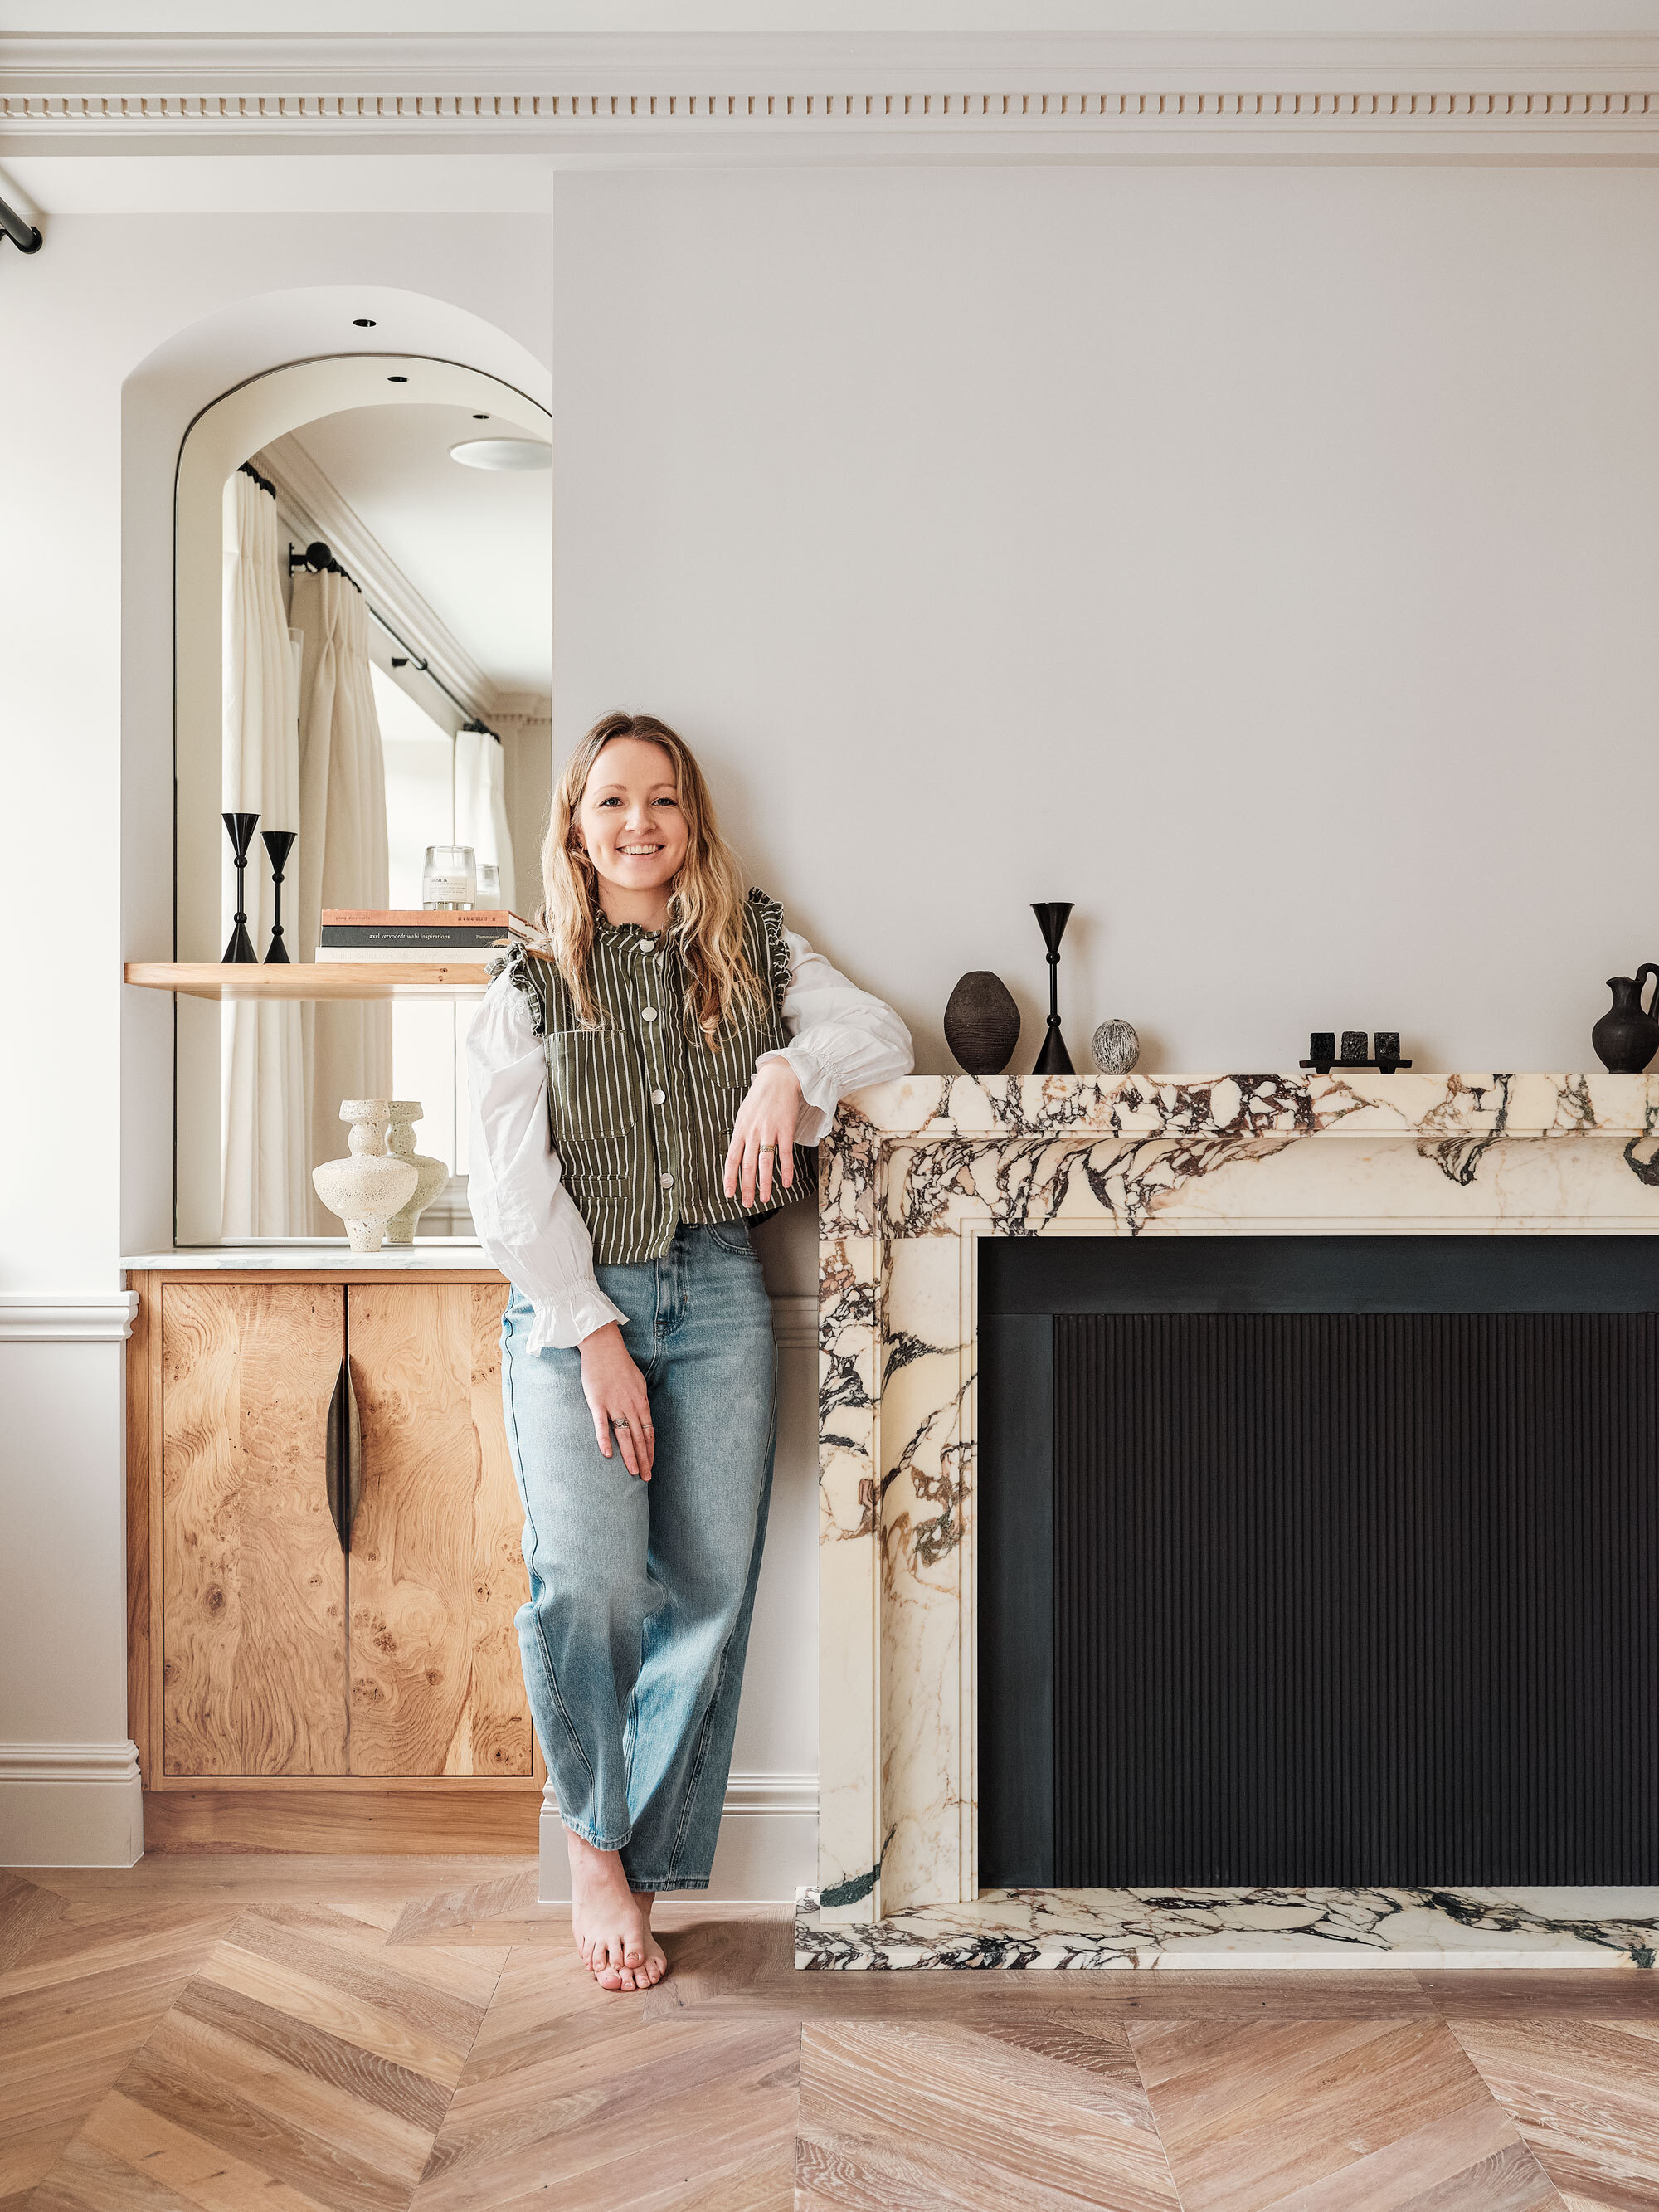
465, 928, 913, 1351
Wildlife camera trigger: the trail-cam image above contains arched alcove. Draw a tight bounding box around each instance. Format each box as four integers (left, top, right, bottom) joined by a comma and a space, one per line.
119, 285, 551, 1251
174, 350, 551, 967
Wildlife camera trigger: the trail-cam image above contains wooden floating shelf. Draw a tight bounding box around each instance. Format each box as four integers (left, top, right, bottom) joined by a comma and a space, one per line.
124, 962, 493, 1002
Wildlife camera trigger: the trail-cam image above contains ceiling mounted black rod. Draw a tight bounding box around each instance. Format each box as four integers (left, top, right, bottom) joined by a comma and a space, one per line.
287, 538, 499, 742
0, 193, 41, 254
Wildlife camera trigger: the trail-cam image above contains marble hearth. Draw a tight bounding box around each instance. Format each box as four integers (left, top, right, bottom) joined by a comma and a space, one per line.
810, 1071, 1659, 1966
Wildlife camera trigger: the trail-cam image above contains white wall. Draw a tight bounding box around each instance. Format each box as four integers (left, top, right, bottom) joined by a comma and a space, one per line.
560, 158, 1659, 1831
553, 165, 1659, 1117
0, 1306, 142, 1868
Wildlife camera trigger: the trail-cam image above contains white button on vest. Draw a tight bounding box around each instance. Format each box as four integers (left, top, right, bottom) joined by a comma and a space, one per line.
641, 1006, 658, 1021
651, 1089, 665, 1105
660, 1172, 674, 1189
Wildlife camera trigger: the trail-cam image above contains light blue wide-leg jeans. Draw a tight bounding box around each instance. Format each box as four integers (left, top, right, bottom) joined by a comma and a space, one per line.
500, 1220, 777, 1891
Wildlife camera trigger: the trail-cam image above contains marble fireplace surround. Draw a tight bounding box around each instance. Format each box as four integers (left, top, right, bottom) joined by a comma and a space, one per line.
810, 1071, 1659, 1966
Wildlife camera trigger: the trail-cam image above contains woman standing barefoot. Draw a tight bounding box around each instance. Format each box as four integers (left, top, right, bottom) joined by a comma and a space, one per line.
467, 713, 911, 1992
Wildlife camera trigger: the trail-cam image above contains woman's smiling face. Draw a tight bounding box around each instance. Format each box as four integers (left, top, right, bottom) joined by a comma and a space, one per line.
575, 736, 690, 899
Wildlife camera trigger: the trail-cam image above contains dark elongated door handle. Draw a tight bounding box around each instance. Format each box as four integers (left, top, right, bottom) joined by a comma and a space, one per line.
343, 1358, 363, 1551
325, 1357, 347, 1548
324, 1357, 364, 1552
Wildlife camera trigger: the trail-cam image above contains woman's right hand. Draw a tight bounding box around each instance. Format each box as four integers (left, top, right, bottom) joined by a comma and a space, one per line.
577, 1322, 654, 1479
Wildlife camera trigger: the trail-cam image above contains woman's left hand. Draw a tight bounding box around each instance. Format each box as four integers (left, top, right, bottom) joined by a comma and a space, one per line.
724, 1060, 804, 1207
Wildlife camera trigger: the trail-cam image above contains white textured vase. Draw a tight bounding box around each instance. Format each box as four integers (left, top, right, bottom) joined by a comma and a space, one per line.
312, 1099, 419, 1254
383, 1101, 450, 1245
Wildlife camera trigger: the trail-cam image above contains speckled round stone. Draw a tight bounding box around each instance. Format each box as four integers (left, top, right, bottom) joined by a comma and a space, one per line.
1091, 1018, 1141, 1074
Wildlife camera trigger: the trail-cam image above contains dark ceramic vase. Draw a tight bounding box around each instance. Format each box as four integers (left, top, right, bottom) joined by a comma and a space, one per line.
944, 971, 1021, 1075
1593, 967, 1659, 1073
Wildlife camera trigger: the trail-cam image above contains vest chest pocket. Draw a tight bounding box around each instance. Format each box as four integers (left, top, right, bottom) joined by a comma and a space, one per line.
547, 1030, 643, 1141
701, 1019, 776, 1095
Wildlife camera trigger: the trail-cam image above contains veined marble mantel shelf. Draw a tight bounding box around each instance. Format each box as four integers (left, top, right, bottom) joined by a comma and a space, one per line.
833, 1069, 1659, 1169
815, 1072, 1659, 1948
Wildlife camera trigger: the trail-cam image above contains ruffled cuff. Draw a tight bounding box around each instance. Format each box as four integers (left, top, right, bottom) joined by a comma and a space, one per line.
521, 1284, 629, 1354
757, 1042, 839, 1145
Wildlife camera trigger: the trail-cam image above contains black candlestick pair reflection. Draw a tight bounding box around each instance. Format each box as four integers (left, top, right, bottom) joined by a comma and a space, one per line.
221, 814, 297, 964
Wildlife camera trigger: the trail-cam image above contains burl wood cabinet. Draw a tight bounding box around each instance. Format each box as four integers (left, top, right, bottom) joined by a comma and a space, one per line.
127, 1269, 544, 1851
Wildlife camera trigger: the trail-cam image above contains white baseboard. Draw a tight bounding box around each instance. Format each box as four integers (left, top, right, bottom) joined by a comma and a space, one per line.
0, 1294, 138, 1342
538, 1771, 817, 1903
0, 1741, 144, 1868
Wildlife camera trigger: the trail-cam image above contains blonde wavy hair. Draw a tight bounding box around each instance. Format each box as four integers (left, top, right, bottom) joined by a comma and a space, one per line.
536, 711, 766, 1043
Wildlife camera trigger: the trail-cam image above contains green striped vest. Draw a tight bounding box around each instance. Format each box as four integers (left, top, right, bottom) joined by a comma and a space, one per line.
504, 889, 814, 1265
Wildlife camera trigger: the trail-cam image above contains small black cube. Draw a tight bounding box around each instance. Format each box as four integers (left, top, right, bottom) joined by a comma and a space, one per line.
1374, 1031, 1401, 1062
1341, 1030, 1368, 1064
1310, 1031, 1335, 1063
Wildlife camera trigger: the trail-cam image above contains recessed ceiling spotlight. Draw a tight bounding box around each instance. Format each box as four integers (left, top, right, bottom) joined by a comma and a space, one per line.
473, 412, 490, 421
387, 374, 408, 383
450, 439, 551, 473
354, 317, 377, 328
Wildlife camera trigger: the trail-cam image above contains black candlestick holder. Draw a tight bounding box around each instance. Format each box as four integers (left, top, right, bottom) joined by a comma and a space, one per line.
221, 811, 260, 964
260, 829, 296, 963
1031, 902, 1075, 1074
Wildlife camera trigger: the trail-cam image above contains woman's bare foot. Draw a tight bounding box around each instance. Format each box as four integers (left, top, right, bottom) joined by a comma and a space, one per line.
612, 1889, 668, 1993
567, 1833, 667, 1991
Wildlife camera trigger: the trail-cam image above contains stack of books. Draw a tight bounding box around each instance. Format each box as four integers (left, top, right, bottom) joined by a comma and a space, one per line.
317, 909, 535, 964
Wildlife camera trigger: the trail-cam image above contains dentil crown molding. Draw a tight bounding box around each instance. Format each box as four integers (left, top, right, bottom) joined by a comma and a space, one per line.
5, 32, 1659, 162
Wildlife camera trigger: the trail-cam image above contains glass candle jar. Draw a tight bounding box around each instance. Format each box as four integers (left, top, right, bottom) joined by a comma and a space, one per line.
475, 860, 501, 908
422, 844, 476, 910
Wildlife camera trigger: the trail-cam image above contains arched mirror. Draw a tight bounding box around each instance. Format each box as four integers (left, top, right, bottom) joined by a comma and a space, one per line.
173, 356, 552, 1245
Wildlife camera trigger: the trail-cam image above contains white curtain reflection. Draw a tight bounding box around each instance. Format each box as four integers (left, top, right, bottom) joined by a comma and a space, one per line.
221, 472, 308, 1236
293, 569, 392, 1230
455, 725, 516, 914
374, 662, 463, 1211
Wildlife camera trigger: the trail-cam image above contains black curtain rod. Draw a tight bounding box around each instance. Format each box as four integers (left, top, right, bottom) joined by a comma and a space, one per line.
239, 460, 278, 499
286, 536, 499, 742
0, 193, 41, 254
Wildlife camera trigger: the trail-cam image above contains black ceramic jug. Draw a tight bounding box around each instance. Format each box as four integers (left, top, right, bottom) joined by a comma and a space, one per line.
1592, 966, 1659, 1073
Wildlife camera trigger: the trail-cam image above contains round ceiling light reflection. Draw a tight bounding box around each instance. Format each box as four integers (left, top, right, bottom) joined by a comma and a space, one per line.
449, 439, 552, 473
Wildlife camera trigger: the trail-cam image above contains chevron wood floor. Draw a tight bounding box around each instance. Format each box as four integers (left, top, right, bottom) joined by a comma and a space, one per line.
7, 1862, 1659, 2211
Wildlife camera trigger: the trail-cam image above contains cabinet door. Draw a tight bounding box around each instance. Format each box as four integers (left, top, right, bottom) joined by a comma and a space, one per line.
161, 1284, 348, 1776
345, 1284, 532, 1776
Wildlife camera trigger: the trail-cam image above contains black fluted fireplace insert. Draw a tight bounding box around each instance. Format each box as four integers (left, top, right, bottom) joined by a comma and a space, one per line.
979, 1235, 1659, 1889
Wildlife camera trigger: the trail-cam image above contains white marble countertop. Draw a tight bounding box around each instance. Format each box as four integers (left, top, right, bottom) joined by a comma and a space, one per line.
122, 1243, 500, 1273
